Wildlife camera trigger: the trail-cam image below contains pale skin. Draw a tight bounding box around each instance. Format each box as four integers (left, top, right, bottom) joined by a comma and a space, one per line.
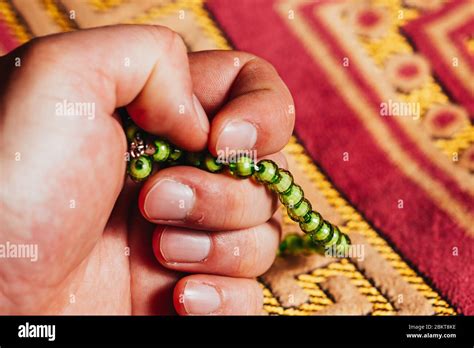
0, 25, 294, 315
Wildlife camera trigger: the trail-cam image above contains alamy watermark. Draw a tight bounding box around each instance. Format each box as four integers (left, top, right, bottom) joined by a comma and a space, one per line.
216, 148, 258, 164
325, 243, 365, 261
18, 322, 55, 341
380, 99, 420, 120
55, 99, 95, 120
0, 241, 38, 262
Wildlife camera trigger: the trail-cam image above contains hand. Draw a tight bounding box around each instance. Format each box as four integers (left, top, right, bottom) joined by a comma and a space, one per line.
0, 25, 294, 315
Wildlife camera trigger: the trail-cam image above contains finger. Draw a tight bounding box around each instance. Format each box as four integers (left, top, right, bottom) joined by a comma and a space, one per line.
152, 217, 280, 277
5, 24, 209, 151
173, 274, 263, 315
138, 152, 287, 231
188, 50, 295, 157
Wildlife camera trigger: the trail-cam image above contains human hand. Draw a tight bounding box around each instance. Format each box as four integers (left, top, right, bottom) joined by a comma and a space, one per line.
0, 25, 294, 315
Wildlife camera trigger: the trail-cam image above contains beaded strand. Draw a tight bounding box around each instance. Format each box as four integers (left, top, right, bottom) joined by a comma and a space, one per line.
125, 121, 351, 256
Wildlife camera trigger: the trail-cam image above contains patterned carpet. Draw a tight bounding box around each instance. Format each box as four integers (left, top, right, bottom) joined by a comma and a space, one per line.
1, 0, 472, 315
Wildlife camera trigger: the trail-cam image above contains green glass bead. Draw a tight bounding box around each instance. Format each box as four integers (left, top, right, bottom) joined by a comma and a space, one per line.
272, 169, 293, 193
299, 211, 322, 234
279, 233, 304, 254
254, 160, 279, 184
335, 233, 351, 254
311, 221, 332, 243
186, 152, 203, 167
322, 224, 340, 247
303, 234, 325, 253
126, 124, 139, 141
129, 155, 153, 181
169, 147, 183, 162
279, 184, 303, 208
287, 198, 312, 222
153, 139, 171, 162
203, 153, 223, 173
229, 156, 255, 178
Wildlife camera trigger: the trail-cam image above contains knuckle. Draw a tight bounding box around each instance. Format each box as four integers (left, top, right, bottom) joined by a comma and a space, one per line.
249, 58, 294, 119
145, 25, 186, 55
5, 36, 74, 87
14, 36, 84, 81
240, 57, 275, 86
248, 56, 278, 75
242, 58, 295, 132
20, 37, 60, 67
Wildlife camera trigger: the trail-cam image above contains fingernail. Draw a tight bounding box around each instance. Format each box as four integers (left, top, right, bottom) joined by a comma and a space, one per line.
216, 120, 257, 153
183, 281, 221, 315
193, 94, 209, 134
160, 228, 211, 263
144, 179, 194, 220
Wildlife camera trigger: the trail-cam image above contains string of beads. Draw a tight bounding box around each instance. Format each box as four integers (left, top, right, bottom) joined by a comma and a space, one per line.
126, 121, 351, 256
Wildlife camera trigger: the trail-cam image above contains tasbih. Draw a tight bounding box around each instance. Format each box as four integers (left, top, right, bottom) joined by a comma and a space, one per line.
125, 118, 351, 257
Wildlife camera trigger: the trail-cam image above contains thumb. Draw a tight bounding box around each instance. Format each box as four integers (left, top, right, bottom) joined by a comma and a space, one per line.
0, 25, 209, 292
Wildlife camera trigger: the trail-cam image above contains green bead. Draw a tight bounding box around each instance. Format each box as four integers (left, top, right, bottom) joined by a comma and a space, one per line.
186, 152, 203, 167
303, 234, 325, 253
279, 233, 304, 254
279, 184, 303, 207
203, 153, 223, 173
126, 124, 139, 141
311, 221, 332, 243
254, 160, 279, 184
272, 169, 293, 193
153, 139, 171, 162
299, 211, 322, 234
287, 198, 312, 222
229, 156, 255, 178
322, 224, 340, 247
169, 147, 183, 162
129, 155, 153, 181
335, 233, 351, 254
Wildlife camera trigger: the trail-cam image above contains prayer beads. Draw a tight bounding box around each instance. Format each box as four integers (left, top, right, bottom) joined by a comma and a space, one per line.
125, 121, 351, 256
